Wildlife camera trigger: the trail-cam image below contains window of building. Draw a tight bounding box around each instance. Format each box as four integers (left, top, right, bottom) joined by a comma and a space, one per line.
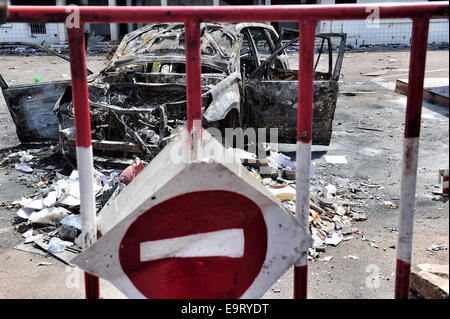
334, 0, 357, 3
30, 23, 47, 35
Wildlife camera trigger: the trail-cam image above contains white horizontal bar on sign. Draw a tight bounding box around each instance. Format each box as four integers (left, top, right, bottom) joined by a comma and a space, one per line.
140, 228, 245, 262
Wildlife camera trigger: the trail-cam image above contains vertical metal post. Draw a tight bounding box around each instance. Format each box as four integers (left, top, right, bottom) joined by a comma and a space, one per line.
0, 0, 7, 25
67, 24, 100, 300
294, 19, 315, 299
184, 20, 203, 158
395, 18, 429, 300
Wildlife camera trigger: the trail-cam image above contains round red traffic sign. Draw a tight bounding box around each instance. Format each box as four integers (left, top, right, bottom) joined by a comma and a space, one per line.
119, 190, 268, 298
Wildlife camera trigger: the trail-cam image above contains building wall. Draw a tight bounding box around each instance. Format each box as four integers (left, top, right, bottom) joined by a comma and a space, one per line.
0, 0, 63, 44
318, 0, 449, 46
1, 0, 448, 46
0, 22, 61, 44
140, 0, 219, 5
85, 0, 111, 38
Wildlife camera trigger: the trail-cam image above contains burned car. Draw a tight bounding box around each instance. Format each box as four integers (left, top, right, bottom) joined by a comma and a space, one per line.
2, 23, 346, 161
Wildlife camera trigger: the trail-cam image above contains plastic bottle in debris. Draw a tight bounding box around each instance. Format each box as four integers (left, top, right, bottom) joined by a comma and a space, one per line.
48, 237, 66, 253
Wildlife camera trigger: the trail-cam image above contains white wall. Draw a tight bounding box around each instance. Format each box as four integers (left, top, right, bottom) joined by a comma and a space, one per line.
0, 22, 61, 44
318, 0, 449, 46
1, 0, 447, 46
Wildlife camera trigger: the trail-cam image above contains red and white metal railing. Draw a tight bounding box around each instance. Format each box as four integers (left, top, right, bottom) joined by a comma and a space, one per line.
5, 2, 449, 299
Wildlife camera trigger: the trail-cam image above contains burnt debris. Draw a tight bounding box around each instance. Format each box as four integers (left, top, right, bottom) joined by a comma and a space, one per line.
2, 23, 346, 162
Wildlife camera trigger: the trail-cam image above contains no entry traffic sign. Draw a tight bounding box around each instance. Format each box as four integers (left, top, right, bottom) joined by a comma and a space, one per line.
72, 130, 311, 298
120, 190, 267, 298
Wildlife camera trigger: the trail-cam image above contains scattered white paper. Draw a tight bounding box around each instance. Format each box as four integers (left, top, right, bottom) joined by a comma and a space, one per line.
43, 191, 58, 207
20, 198, 44, 211
325, 232, 343, 246
325, 155, 348, 164
28, 207, 70, 225
17, 207, 33, 219
311, 228, 324, 247
68, 180, 81, 199
321, 256, 333, 262
69, 170, 79, 179
59, 195, 81, 207
24, 233, 43, 244
22, 228, 33, 238
56, 179, 70, 199
15, 162, 33, 173
324, 184, 337, 198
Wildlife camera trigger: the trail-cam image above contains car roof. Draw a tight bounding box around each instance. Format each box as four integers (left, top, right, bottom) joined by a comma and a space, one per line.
108, 22, 277, 74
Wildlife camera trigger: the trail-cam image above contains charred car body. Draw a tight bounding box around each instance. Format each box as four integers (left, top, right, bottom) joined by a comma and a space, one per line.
1, 23, 346, 161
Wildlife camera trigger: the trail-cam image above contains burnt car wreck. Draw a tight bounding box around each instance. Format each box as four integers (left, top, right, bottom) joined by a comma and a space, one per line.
1, 23, 346, 162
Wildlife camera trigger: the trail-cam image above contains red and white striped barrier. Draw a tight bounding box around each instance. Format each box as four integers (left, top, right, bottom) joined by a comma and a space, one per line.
395, 18, 429, 300
67, 26, 99, 299
294, 20, 316, 299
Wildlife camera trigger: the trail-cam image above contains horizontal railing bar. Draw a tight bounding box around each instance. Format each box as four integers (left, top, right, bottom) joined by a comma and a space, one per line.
7, 3, 449, 24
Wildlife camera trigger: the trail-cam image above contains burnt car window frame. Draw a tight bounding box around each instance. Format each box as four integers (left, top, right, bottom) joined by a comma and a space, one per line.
245, 27, 278, 65
248, 32, 346, 82
242, 28, 261, 68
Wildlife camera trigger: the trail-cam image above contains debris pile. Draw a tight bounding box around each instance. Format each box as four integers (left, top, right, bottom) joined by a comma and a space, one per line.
87, 35, 118, 55
0, 45, 40, 55
235, 145, 378, 262
2, 142, 382, 265
1, 145, 127, 264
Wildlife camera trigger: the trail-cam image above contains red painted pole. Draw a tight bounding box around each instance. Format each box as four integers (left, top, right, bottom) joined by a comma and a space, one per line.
294, 19, 316, 300
184, 20, 202, 135
84, 272, 100, 299
395, 17, 429, 300
67, 24, 100, 300
184, 20, 202, 157
0, 0, 7, 25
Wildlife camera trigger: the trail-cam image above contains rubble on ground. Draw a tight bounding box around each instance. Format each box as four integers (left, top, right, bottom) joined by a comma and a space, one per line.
1, 140, 392, 265
233, 145, 385, 262
0, 144, 127, 264
0, 37, 117, 56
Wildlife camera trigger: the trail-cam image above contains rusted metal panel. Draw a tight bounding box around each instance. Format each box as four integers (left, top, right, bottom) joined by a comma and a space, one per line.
2, 81, 70, 142
245, 78, 339, 146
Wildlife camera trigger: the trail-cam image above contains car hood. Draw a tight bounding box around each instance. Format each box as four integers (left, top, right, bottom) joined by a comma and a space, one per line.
107, 23, 243, 74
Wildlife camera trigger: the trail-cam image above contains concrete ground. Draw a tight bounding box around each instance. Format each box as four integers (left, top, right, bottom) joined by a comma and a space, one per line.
0, 49, 448, 299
